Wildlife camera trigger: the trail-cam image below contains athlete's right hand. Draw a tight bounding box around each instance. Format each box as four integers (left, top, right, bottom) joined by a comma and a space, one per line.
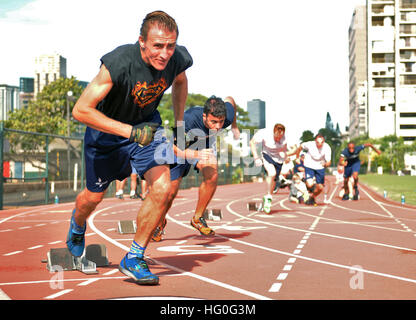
190, 148, 216, 164
129, 122, 159, 147
254, 158, 263, 167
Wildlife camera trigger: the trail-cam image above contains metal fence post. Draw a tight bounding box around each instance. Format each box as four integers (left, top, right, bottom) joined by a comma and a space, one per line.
45, 135, 49, 205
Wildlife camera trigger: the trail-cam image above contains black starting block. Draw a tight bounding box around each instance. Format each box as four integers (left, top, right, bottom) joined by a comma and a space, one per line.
46, 244, 109, 275
247, 202, 262, 212
203, 209, 222, 221
117, 220, 137, 234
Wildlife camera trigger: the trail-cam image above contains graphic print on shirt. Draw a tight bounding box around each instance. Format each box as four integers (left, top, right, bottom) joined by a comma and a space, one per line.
131, 78, 168, 108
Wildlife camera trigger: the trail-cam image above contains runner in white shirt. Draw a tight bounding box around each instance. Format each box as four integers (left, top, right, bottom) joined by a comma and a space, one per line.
296, 134, 331, 206
249, 123, 295, 213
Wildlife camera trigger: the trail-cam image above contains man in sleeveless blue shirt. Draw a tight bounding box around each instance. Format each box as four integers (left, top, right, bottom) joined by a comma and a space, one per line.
151, 96, 240, 241
66, 11, 193, 285
339, 142, 381, 200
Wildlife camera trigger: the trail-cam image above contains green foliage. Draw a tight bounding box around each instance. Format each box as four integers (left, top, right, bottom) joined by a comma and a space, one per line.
5, 77, 84, 153
300, 130, 314, 143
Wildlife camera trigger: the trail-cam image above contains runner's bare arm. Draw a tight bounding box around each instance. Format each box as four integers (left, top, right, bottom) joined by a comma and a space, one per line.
171, 71, 188, 124
224, 96, 240, 140
72, 64, 132, 139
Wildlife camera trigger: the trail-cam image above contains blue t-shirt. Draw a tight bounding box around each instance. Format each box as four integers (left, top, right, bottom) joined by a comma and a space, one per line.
340, 145, 365, 165
182, 102, 235, 149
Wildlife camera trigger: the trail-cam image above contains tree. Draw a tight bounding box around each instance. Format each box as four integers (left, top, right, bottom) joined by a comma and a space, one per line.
325, 112, 334, 132
5, 76, 84, 153
300, 130, 314, 143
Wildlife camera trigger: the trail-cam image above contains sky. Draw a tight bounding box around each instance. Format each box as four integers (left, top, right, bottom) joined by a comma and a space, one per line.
0, 0, 366, 145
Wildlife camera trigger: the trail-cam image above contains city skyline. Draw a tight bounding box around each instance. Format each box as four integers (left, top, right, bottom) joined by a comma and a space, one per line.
0, 0, 366, 145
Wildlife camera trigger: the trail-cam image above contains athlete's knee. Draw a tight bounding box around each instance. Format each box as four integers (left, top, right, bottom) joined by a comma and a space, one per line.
76, 188, 105, 213
149, 178, 171, 203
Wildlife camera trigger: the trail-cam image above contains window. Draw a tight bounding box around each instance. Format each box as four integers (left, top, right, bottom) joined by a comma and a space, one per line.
400, 112, 416, 117
400, 124, 416, 129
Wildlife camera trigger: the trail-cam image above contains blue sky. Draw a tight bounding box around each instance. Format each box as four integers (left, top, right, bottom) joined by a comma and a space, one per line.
0, 0, 366, 144
0, 0, 35, 17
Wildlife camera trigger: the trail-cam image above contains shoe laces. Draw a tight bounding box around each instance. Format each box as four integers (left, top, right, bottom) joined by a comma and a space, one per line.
133, 258, 150, 271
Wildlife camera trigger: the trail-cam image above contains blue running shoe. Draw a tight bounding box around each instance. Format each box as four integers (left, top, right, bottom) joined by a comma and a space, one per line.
119, 255, 159, 285
66, 211, 86, 257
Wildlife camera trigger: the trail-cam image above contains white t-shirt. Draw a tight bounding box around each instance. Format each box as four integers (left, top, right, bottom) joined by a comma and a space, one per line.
252, 128, 287, 164
301, 140, 331, 170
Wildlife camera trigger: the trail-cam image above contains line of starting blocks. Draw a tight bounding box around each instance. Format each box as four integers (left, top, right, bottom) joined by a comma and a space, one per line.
45, 244, 109, 275
116, 209, 223, 235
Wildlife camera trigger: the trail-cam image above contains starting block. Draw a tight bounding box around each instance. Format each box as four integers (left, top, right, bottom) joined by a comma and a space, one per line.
46, 244, 109, 275
117, 220, 137, 234
247, 202, 262, 212
203, 209, 222, 221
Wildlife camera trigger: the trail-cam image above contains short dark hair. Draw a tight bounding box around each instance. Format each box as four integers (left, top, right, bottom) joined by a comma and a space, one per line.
203, 96, 227, 118
140, 11, 178, 41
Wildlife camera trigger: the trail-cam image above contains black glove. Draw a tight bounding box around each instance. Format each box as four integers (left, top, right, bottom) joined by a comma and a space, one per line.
129, 122, 159, 146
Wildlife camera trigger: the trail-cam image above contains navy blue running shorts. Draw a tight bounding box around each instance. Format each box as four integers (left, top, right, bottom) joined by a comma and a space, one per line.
84, 126, 170, 193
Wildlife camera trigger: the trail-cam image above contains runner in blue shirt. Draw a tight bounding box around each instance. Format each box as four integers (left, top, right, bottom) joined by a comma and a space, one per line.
152, 96, 239, 241
339, 142, 381, 200
66, 11, 192, 285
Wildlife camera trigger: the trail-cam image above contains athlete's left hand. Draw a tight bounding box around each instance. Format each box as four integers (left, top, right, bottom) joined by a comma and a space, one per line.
129, 122, 159, 147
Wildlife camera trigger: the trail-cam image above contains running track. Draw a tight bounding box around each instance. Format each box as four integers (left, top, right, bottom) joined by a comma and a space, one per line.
1, 176, 416, 300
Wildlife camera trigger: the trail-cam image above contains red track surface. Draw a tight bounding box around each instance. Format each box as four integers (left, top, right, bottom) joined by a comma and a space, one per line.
1, 176, 416, 300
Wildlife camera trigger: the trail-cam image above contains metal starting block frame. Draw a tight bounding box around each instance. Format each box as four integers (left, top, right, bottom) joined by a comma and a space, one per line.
46, 244, 109, 275
203, 208, 222, 221
117, 220, 137, 234
247, 201, 263, 212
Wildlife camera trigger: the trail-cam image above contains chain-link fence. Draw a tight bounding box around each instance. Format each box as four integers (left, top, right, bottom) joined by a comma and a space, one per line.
1, 126, 260, 209
1, 126, 85, 209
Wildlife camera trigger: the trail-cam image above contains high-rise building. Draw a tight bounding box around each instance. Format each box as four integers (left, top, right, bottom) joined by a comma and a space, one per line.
351, 0, 416, 142
349, 5, 368, 139
0, 84, 20, 120
34, 53, 67, 96
19, 77, 34, 109
247, 99, 266, 129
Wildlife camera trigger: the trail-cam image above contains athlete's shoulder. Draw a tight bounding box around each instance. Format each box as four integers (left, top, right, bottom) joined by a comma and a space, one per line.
172, 45, 193, 70
100, 42, 138, 82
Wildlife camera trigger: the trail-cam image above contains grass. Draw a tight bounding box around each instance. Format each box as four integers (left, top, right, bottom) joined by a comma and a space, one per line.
359, 174, 416, 206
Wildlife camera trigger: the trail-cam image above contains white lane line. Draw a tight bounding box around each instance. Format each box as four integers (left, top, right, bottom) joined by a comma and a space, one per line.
223, 196, 416, 285
28, 245, 44, 250
44, 289, 73, 299
0, 276, 129, 286
226, 198, 416, 253
88, 203, 272, 300
268, 283, 282, 293
102, 269, 119, 276
48, 241, 63, 245
3, 251, 23, 256
77, 279, 100, 286
276, 273, 288, 281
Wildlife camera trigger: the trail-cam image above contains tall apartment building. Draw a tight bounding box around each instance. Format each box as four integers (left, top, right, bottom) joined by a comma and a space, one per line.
34, 53, 67, 96
349, 5, 368, 139
0, 84, 20, 121
349, 1, 416, 142
19, 77, 34, 109
247, 99, 266, 129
